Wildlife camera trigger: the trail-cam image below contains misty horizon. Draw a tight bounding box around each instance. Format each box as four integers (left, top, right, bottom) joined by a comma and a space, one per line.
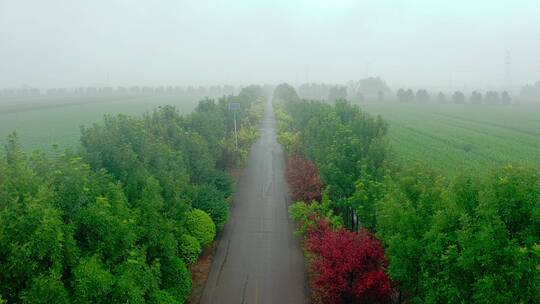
1, 0, 539, 89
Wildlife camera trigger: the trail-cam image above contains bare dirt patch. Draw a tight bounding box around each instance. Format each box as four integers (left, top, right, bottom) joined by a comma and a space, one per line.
188, 242, 217, 304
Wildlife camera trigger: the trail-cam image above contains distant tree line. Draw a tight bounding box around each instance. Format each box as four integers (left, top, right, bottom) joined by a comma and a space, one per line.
295, 78, 522, 106
520, 80, 540, 101
297, 77, 390, 103
0, 86, 265, 303
396, 88, 512, 105
0, 85, 253, 99
348, 77, 390, 103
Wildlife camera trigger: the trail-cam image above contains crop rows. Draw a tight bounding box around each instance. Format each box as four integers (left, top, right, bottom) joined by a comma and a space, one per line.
362, 103, 540, 176
0, 95, 200, 152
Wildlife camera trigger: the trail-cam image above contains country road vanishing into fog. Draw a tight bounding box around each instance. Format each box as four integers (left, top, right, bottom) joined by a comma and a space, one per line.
201, 99, 308, 304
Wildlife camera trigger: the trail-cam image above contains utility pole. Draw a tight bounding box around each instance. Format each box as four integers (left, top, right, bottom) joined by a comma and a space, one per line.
234, 110, 238, 150
229, 102, 240, 150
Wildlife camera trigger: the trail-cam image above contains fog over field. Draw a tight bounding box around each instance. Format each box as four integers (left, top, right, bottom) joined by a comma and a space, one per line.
1, 0, 539, 88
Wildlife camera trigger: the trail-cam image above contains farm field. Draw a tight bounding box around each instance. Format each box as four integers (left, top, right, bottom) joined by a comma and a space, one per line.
361, 102, 540, 176
0, 95, 200, 152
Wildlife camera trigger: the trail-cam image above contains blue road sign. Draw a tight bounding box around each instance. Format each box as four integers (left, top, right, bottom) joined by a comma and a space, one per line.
228, 102, 241, 111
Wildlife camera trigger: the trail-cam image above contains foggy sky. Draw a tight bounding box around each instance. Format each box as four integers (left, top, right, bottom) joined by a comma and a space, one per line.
1, 0, 539, 89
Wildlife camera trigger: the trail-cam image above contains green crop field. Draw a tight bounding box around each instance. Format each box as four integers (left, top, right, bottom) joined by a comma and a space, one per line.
361, 103, 540, 176
0, 95, 200, 152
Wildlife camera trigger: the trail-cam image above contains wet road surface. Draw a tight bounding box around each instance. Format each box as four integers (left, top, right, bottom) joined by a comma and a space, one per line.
201, 98, 308, 304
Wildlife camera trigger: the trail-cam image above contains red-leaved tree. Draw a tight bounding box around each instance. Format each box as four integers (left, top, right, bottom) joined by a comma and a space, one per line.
306, 219, 391, 304
286, 155, 322, 203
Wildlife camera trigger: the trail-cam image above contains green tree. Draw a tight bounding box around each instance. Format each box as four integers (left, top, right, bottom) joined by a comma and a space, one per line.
20, 273, 70, 304
72, 256, 114, 304
0, 190, 67, 303
192, 184, 229, 230
185, 209, 216, 247
110, 250, 160, 304
159, 256, 192, 303
179, 234, 202, 264
376, 167, 448, 302
273, 83, 299, 102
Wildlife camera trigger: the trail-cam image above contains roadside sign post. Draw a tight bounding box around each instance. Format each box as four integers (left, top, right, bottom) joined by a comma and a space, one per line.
228, 103, 241, 150
234, 111, 238, 150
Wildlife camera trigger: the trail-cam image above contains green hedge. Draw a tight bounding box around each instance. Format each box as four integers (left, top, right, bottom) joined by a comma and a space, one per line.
185, 209, 216, 247
160, 256, 192, 303
179, 234, 202, 265
193, 184, 229, 230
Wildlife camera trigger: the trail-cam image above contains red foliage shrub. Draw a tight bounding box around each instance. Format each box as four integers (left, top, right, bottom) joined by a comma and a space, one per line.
286, 155, 322, 203
305, 217, 332, 252
306, 220, 391, 304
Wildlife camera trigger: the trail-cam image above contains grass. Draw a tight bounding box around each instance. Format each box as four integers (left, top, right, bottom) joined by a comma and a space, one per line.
0, 95, 200, 153
361, 102, 540, 176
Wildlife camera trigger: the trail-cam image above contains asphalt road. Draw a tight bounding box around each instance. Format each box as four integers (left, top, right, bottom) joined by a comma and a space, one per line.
201, 98, 308, 304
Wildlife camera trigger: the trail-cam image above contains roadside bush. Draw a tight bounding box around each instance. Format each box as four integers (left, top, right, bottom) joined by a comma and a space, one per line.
277, 130, 302, 154
160, 256, 191, 303
202, 169, 233, 198
289, 201, 342, 236
238, 122, 260, 149
286, 155, 322, 203
149, 290, 177, 304
247, 100, 265, 125
179, 234, 202, 265
185, 209, 216, 247
193, 184, 229, 230
306, 220, 391, 304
